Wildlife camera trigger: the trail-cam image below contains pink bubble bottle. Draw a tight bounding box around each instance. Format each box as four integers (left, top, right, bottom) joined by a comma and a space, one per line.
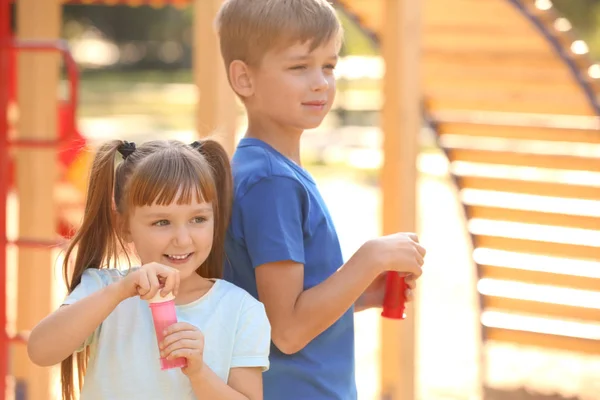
148, 292, 187, 370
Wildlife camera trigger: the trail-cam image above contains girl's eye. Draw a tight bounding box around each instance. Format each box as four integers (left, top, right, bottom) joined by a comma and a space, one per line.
153, 220, 169, 227
290, 65, 307, 70
192, 216, 207, 224
324, 64, 336, 70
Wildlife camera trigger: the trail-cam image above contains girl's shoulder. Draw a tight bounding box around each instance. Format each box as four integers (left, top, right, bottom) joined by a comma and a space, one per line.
79, 267, 130, 288
212, 279, 262, 306
184, 279, 264, 317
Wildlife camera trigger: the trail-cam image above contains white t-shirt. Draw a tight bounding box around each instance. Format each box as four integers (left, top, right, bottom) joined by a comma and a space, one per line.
63, 268, 271, 400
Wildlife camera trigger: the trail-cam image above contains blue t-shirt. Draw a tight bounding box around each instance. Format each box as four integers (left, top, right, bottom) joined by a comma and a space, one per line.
224, 138, 357, 400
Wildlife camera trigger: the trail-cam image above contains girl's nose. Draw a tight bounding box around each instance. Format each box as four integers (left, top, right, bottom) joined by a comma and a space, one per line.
173, 226, 193, 247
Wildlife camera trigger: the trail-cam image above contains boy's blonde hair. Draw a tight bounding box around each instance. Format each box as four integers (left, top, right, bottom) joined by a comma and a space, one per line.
215, 0, 343, 69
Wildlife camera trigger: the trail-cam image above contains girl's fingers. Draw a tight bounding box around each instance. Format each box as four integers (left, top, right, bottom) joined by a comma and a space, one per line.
163, 322, 196, 336
167, 348, 200, 361
161, 339, 200, 359
136, 272, 151, 296
161, 270, 179, 297
161, 323, 202, 348
173, 271, 180, 297
161, 329, 190, 349
142, 270, 161, 300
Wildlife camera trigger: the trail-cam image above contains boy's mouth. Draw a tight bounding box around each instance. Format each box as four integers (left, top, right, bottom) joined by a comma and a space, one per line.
302, 100, 326, 106
302, 100, 327, 111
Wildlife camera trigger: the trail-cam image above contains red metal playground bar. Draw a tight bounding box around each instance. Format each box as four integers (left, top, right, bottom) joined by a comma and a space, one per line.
0, 0, 11, 396
0, 0, 82, 397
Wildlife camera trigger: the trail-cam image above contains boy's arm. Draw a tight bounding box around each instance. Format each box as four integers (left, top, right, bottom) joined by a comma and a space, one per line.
238, 177, 423, 355
27, 281, 126, 366
257, 236, 422, 355
256, 247, 376, 354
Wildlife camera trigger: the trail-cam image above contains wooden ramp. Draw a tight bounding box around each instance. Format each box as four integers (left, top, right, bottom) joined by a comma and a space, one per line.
335, 0, 600, 390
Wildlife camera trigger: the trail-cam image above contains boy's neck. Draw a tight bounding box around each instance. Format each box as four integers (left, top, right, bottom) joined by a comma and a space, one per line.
245, 117, 303, 165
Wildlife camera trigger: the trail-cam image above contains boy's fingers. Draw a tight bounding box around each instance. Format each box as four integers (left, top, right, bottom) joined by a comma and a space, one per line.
415, 251, 424, 267
398, 266, 420, 279
409, 264, 423, 279
407, 233, 419, 243
415, 243, 426, 257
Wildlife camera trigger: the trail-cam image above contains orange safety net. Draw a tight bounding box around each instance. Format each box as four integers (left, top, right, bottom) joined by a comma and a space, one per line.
63, 0, 190, 8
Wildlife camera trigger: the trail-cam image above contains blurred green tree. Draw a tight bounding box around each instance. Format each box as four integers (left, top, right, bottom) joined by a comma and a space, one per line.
553, 0, 600, 58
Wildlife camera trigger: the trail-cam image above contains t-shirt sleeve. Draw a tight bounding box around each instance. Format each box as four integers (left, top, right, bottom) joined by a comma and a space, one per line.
238, 176, 306, 268
62, 268, 108, 306
62, 269, 111, 351
231, 299, 271, 371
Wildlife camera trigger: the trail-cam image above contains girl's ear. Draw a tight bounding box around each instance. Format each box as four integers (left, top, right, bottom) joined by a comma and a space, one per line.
115, 212, 132, 243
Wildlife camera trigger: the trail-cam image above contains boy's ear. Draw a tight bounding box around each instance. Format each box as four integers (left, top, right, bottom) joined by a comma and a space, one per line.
229, 60, 254, 98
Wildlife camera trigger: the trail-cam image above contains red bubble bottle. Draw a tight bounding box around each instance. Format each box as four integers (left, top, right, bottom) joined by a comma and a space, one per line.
381, 272, 407, 320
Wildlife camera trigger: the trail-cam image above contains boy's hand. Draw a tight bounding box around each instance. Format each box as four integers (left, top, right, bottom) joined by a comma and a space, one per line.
358, 272, 417, 310
118, 262, 180, 301
365, 232, 426, 278
161, 322, 205, 377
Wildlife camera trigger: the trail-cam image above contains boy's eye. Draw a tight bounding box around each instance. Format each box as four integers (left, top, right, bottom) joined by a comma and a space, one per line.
290, 65, 307, 70
324, 64, 336, 70
153, 220, 169, 227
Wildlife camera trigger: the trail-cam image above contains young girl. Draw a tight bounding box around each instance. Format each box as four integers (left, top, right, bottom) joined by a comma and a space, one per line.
27, 139, 271, 400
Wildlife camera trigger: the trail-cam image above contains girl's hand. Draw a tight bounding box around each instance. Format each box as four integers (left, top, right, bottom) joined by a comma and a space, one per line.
117, 262, 180, 301
161, 322, 205, 377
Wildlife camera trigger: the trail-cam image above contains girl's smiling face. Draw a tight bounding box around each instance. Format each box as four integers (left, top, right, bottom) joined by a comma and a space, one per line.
126, 196, 215, 282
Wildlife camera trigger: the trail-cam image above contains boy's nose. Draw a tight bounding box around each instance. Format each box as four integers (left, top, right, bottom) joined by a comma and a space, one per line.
311, 72, 329, 92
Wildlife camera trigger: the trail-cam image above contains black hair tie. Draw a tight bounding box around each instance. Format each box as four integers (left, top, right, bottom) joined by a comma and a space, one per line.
190, 141, 202, 150
118, 141, 136, 160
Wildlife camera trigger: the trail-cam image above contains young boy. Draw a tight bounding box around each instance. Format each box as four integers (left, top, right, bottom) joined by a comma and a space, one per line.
217, 1, 426, 399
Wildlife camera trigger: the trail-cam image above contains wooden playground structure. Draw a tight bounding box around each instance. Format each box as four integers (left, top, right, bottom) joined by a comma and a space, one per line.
1, 0, 599, 399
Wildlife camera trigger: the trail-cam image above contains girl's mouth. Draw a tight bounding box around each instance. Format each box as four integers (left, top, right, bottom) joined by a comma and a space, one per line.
164, 253, 194, 263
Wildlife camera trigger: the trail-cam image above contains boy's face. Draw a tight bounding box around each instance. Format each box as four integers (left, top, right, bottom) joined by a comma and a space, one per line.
246, 38, 339, 131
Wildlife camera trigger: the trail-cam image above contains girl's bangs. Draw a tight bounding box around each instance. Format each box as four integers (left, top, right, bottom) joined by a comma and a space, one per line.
126, 152, 216, 208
